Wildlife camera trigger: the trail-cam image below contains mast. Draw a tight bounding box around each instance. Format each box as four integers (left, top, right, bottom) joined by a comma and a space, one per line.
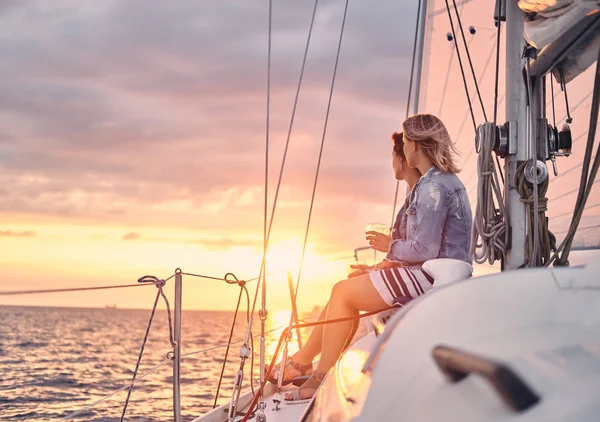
412, 0, 430, 115
504, 0, 529, 269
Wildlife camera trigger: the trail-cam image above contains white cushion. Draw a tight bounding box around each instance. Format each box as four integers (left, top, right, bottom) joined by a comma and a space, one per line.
423, 258, 473, 288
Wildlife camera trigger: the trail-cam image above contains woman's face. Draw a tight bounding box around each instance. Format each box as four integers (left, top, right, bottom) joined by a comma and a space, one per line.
403, 137, 417, 168
392, 150, 405, 180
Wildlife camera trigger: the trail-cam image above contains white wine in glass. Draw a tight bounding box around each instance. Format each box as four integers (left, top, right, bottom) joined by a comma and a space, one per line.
365, 223, 389, 265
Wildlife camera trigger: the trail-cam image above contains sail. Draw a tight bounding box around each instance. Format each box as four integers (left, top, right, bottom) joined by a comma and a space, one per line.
417, 0, 600, 269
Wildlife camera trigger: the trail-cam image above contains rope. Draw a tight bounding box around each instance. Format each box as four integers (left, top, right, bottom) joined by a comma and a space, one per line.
391, 0, 423, 225
514, 161, 556, 267
239, 305, 398, 422
0, 283, 150, 296
524, 56, 542, 268
213, 275, 249, 408
58, 359, 171, 421
120, 279, 174, 421
548, 46, 600, 267
471, 122, 507, 264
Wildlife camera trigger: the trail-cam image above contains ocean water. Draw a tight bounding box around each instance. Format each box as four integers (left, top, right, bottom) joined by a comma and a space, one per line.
0, 306, 302, 421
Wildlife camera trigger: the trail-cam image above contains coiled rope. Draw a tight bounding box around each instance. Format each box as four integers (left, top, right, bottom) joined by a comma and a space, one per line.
471, 122, 507, 264
514, 162, 557, 267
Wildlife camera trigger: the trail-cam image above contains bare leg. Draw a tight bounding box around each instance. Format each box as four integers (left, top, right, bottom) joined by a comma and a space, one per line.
316, 274, 387, 373
285, 274, 388, 400
292, 304, 328, 364
293, 302, 360, 365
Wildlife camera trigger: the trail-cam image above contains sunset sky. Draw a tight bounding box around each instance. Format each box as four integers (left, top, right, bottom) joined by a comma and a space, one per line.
0, 0, 419, 310
2, 0, 599, 311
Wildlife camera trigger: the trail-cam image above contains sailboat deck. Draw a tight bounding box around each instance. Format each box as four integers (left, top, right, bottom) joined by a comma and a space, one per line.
191, 383, 312, 422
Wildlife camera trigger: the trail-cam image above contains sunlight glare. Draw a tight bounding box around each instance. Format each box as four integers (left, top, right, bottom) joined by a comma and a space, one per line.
264, 238, 322, 279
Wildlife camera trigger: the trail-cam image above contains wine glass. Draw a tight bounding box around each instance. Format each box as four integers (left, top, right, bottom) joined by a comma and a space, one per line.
365, 223, 389, 265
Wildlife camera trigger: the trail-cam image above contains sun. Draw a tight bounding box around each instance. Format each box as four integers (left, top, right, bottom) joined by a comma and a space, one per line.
264, 238, 322, 279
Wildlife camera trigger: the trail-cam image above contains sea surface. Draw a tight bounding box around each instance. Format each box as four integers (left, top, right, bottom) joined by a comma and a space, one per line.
0, 306, 307, 421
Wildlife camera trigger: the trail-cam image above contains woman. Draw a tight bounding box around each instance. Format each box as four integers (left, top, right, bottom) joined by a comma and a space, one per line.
280, 114, 472, 401
268, 131, 422, 388
350, 131, 422, 276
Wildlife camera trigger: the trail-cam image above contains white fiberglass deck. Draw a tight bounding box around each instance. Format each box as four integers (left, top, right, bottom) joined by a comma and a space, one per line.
191, 383, 313, 422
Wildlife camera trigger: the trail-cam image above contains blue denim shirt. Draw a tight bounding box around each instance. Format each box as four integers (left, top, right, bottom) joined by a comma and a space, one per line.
386, 167, 472, 264
391, 196, 409, 241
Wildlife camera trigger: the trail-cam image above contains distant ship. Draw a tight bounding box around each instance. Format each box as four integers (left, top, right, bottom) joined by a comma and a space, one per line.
104, 304, 117, 309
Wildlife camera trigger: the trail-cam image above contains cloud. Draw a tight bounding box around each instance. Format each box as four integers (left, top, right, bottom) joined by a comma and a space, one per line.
0, 230, 35, 237
122, 232, 141, 241
0, 0, 417, 251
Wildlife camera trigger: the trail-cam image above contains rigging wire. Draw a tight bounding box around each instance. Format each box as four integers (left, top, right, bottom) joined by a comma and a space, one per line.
58, 359, 171, 421
552, 202, 600, 220
245, 0, 322, 407
390, 0, 423, 225
491, 0, 505, 184
455, 40, 499, 189
120, 280, 175, 421
249, 0, 320, 318
256, 0, 273, 408
181, 272, 263, 283
261, 0, 272, 312
438, 43, 457, 117
239, 304, 399, 422
0, 254, 356, 298
59, 319, 306, 421
552, 223, 600, 237
547, 129, 598, 180
213, 275, 250, 408
549, 47, 600, 266
451, 0, 487, 121
0, 282, 151, 296
548, 179, 600, 204
492, 0, 502, 125
444, 0, 477, 133
292, 0, 350, 345
550, 74, 557, 127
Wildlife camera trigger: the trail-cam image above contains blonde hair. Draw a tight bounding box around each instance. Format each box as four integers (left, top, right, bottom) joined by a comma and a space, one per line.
402, 114, 461, 174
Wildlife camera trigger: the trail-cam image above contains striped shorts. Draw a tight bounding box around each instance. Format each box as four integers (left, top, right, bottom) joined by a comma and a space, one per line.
369, 266, 434, 306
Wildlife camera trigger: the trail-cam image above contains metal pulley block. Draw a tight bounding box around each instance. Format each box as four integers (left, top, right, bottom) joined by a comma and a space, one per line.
524, 160, 549, 185
480, 121, 515, 158
547, 123, 572, 156
547, 122, 572, 176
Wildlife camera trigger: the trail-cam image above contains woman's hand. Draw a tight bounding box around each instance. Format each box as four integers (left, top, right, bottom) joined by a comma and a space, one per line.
373, 260, 404, 270
366, 231, 391, 252
348, 263, 371, 278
